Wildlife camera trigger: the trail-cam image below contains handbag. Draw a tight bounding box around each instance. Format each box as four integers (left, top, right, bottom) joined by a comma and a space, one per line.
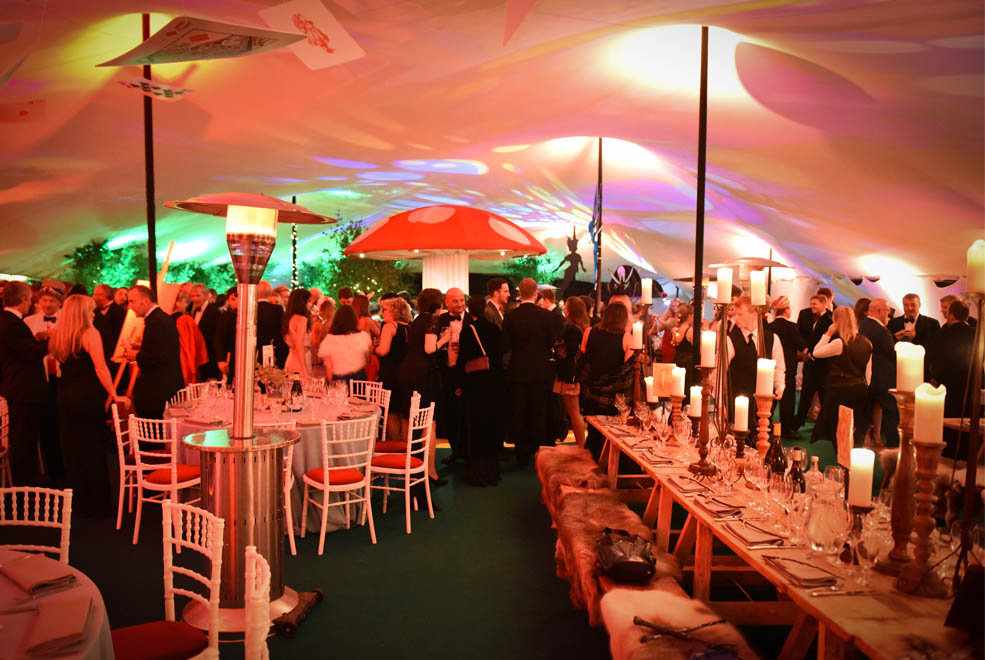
464, 325, 490, 374
595, 528, 656, 583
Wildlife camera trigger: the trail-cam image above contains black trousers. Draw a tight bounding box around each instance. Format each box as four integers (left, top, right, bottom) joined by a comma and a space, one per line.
8, 401, 41, 485
509, 378, 552, 458
862, 387, 900, 445
794, 361, 825, 428
39, 378, 64, 483
437, 384, 464, 457
778, 371, 797, 433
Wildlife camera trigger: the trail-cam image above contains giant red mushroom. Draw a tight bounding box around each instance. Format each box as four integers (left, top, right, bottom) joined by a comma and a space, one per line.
343, 205, 546, 292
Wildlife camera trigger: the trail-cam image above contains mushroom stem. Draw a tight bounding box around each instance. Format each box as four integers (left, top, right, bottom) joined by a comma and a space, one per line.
422, 252, 470, 292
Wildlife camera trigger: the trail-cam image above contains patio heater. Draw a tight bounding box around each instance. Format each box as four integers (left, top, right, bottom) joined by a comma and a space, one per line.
164, 193, 332, 632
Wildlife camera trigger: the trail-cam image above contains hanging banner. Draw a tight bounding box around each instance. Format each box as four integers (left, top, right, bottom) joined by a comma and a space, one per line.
97, 16, 304, 67
259, 0, 365, 70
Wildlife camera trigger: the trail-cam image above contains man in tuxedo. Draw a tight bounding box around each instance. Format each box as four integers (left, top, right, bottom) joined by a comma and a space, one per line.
24, 284, 66, 484
256, 281, 288, 367
215, 286, 238, 385
502, 278, 564, 465
92, 284, 126, 371
726, 296, 786, 437
940, 294, 977, 328
435, 288, 468, 465
0, 282, 48, 484
124, 285, 184, 419
859, 298, 899, 445
769, 297, 807, 438
536, 289, 565, 323
930, 300, 976, 458
190, 283, 221, 381
793, 293, 833, 431
888, 294, 940, 378
484, 277, 509, 329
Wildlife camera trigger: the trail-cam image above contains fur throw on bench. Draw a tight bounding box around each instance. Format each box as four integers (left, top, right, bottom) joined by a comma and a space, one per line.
536, 445, 608, 522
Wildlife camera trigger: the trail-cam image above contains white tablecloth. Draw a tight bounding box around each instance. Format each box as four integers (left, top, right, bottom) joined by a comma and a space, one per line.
167, 399, 380, 533
0, 549, 115, 660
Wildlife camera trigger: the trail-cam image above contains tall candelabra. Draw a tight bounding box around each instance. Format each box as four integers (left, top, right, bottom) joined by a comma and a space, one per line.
753, 393, 774, 458
875, 390, 915, 576
896, 435, 948, 597
688, 366, 717, 477
712, 302, 731, 440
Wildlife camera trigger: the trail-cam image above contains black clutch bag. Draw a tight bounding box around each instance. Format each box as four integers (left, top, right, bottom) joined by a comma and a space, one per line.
595, 528, 656, 584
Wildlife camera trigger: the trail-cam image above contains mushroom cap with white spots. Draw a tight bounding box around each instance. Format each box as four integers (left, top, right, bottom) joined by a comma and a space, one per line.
344, 205, 546, 260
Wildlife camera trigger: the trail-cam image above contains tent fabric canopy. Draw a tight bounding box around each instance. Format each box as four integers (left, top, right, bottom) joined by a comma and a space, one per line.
0, 1, 981, 295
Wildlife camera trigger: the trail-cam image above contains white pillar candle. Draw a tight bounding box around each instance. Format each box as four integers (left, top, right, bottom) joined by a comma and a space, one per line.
671, 366, 686, 397
689, 386, 702, 417
733, 395, 749, 432
750, 270, 767, 306
645, 376, 657, 402
707, 282, 718, 302
699, 330, 717, 367
756, 358, 775, 396
641, 278, 652, 304
848, 448, 875, 507
895, 342, 924, 392
968, 239, 985, 294
716, 268, 733, 304
631, 322, 644, 349
914, 383, 947, 445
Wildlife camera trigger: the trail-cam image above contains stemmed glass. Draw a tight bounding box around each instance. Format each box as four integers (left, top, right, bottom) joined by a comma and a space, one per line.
854, 515, 890, 586
672, 417, 691, 461
635, 402, 650, 441
745, 456, 768, 515
614, 394, 630, 425
769, 473, 794, 533
824, 465, 846, 497
806, 494, 851, 566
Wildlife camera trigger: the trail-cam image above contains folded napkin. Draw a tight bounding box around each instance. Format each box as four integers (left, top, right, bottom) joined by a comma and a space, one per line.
668, 475, 710, 494
170, 401, 193, 410
26, 594, 91, 656
609, 424, 638, 437
185, 416, 225, 427
709, 494, 746, 509
763, 556, 838, 588
0, 554, 77, 595
295, 417, 322, 427
631, 439, 657, 450
723, 520, 785, 546
641, 449, 674, 466
167, 407, 190, 417
694, 497, 742, 518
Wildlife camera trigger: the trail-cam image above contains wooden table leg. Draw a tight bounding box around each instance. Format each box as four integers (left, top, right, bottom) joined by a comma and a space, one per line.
693, 521, 713, 602
818, 621, 856, 660
641, 484, 660, 528
606, 437, 620, 489
673, 514, 696, 566
653, 486, 673, 552
778, 609, 817, 660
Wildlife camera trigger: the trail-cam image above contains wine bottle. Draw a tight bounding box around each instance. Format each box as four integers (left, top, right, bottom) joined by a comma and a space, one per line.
805, 455, 824, 494
788, 447, 807, 494
289, 374, 304, 412
765, 421, 787, 477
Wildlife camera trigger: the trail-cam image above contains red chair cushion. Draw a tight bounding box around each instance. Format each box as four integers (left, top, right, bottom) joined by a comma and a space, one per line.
304, 467, 364, 485
112, 620, 208, 660
374, 441, 407, 453
145, 464, 200, 485
371, 454, 423, 470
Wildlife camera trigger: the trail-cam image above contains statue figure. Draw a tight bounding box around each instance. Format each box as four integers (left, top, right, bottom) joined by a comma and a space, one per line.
553, 227, 585, 298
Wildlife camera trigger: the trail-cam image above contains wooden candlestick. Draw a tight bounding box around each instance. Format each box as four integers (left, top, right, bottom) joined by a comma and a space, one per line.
753, 393, 773, 458
688, 415, 701, 443
896, 437, 948, 597
876, 389, 916, 577
688, 366, 717, 477
733, 429, 747, 460
670, 394, 684, 426
753, 304, 771, 358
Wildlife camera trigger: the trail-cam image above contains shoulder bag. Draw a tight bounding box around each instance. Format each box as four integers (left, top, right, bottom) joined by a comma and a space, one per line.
464, 325, 490, 373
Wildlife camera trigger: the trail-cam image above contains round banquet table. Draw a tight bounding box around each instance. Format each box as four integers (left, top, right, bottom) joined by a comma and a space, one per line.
0, 549, 114, 660
167, 398, 381, 533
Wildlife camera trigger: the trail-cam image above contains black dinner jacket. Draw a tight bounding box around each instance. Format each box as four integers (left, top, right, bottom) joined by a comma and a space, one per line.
256, 301, 288, 367
133, 307, 184, 414
769, 316, 806, 377
858, 316, 895, 391
484, 300, 504, 329
215, 308, 238, 380
887, 313, 941, 350
93, 302, 127, 367
194, 303, 221, 362
0, 309, 47, 404
501, 301, 563, 382
796, 308, 833, 354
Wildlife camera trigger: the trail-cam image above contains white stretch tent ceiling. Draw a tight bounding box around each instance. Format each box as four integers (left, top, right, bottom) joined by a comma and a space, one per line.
0, 0, 982, 304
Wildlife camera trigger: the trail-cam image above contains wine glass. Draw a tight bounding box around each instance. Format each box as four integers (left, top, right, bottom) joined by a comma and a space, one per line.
787, 493, 811, 545
769, 473, 793, 532
824, 465, 846, 497
745, 457, 768, 514
806, 495, 851, 566
857, 522, 891, 586
672, 417, 691, 460
613, 394, 628, 423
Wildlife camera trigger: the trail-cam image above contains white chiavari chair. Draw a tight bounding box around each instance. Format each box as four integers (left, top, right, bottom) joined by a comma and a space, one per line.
0, 486, 72, 563
244, 545, 271, 660
255, 420, 299, 556
0, 396, 11, 487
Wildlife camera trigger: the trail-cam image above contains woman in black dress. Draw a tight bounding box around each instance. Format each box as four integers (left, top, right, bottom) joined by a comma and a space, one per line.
671, 302, 698, 405
553, 297, 590, 448
376, 296, 411, 442
810, 306, 872, 445
396, 288, 446, 481
459, 295, 505, 486
579, 302, 634, 461
48, 294, 129, 518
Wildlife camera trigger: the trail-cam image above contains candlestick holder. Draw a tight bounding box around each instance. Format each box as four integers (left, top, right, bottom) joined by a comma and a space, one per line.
713, 302, 731, 440
670, 394, 684, 426
688, 366, 717, 477
733, 429, 747, 460
896, 436, 949, 597
753, 393, 773, 458
875, 389, 915, 577
687, 415, 701, 443
753, 303, 771, 358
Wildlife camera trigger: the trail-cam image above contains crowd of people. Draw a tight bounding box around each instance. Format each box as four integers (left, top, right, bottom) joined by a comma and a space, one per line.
0, 273, 978, 520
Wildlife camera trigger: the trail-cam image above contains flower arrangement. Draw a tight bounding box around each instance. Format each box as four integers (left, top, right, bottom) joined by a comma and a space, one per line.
256, 364, 287, 391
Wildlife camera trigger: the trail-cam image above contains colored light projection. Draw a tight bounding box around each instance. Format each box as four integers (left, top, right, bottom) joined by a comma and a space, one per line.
0, 2, 980, 300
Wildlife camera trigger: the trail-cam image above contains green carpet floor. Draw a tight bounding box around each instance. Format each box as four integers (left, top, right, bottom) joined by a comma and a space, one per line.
63, 403, 884, 660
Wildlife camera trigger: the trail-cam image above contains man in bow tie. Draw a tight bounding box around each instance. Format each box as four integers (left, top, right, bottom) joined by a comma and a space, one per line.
435, 287, 468, 467
887, 294, 940, 377
24, 284, 66, 485
726, 296, 786, 437
190, 283, 221, 381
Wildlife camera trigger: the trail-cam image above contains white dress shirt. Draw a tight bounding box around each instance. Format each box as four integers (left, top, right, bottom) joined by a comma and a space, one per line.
24, 311, 60, 379
193, 301, 209, 325
725, 327, 786, 398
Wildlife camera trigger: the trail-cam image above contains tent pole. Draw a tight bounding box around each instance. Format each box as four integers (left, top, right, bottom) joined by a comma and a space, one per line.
142, 13, 157, 293
291, 196, 298, 289
692, 26, 708, 361
595, 137, 603, 315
